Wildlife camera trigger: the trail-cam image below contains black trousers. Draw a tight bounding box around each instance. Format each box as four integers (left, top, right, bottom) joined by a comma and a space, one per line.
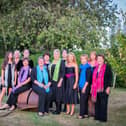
7, 84, 31, 106
95, 92, 109, 122
79, 88, 89, 116
32, 84, 52, 113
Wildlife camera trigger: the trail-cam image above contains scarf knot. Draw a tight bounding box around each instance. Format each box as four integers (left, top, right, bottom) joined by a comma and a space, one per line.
37, 65, 49, 93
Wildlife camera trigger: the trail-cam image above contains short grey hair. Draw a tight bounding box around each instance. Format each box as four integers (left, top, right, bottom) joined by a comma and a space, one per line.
53, 49, 60, 54
38, 56, 44, 62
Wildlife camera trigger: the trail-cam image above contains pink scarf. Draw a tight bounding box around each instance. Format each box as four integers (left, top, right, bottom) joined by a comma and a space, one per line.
91, 64, 106, 102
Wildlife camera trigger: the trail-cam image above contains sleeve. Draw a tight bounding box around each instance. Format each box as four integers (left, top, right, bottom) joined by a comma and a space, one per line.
47, 69, 51, 82
105, 64, 113, 87
59, 60, 65, 79
86, 67, 92, 85
29, 60, 34, 68
31, 68, 36, 83
16, 60, 22, 72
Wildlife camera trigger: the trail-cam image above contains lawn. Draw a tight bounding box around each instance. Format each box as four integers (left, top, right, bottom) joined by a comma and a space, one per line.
0, 88, 126, 126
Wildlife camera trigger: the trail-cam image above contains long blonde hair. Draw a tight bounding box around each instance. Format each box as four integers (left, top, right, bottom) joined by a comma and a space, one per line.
67, 52, 77, 64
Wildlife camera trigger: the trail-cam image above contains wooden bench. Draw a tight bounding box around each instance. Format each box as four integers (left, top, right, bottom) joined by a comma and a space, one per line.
17, 88, 39, 110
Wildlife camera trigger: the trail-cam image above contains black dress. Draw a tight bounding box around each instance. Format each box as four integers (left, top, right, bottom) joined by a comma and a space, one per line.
51, 60, 65, 102
15, 60, 22, 72
8, 64, 12, 88
65, 67, 79, 104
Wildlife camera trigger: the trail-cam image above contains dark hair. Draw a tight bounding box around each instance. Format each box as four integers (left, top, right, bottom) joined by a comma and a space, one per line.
22, 57, 29, 62
43, 52, 50, 57
97, 54, 105, 60
2, 51, 13, 70
62, 49, 68, 54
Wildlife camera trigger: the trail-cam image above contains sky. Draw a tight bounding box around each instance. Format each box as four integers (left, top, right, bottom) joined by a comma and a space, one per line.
112, 0, 126, 12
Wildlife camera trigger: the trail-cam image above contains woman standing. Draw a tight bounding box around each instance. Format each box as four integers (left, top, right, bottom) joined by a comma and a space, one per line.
0, 58, 31, 111
14, 50, 22, 73
88, 51, 97, 116
23, 49, 34, 69
78, 54, 91, 119
50, 49, 65, 115
0, 52, 17, 106
31, 56, 52, 116
91, 54, 112, 122
61, 49, 68, 112
65, 52, 78, 116
43, 52, 50, 71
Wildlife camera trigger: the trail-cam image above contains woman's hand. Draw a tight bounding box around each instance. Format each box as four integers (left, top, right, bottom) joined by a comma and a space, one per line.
57, 81, 62, 88
73, 83, 77, 89
106, 87, 110, 95
44, 85, 49, 89
82, 87, 86, 93
16, 84, 21, 89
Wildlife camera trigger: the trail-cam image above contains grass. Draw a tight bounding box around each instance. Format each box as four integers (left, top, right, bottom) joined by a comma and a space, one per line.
0, 88, 126, 126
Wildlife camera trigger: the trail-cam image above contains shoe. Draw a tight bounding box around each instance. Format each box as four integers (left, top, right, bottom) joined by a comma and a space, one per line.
66, 111, 70, 115
8, 106, 16, 111
70, 112, 74, 116
84, 115, 89, 118
38, 112, 44, 117
0, 104, 9, 110
52, 111, 60, 115
77, 115, 84, 119
44, 112, 49, 116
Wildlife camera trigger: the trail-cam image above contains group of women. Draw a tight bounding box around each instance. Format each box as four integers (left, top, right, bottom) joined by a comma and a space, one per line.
0, 49, 112, 122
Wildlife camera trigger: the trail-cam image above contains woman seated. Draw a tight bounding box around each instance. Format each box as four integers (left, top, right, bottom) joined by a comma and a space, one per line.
31, 56, 52, 117
0, 58, 31, 111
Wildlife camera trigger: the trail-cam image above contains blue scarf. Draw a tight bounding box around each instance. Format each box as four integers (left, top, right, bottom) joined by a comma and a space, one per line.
37, 65, 50, 93
79, 63, 90, 90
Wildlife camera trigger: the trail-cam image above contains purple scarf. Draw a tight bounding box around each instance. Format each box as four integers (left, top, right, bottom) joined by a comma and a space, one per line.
18, 66, 30, 84
12, 66, 30, 93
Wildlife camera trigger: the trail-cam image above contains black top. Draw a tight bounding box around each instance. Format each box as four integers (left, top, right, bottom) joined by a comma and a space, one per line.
65, 66, 75, 74
31, 67, 51, 85
103, 64, 112, 90
85, 67, 92, 86
15, 60, 22, 72
29, 59, 34, 68
44, 63, 50, 71
51, 60, 65, 82
8, 64, 12, 88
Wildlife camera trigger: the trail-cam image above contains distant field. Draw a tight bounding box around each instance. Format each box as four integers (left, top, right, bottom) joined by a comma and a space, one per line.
0, 88, 126, 126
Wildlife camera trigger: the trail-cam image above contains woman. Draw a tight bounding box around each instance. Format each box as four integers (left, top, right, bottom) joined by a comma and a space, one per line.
31, 56, 52, 116
62, 49, 68, 62
14, 50, 22, 73
61, 49, 68, 112
43, 52, 50, 71
89, 51, 97, 71
0, 58, 31, 111
78, 54, 91, 119
0, 52, 17, 106
88, 51, 97, 116
22, 49, 34, 69
50, 49, 65, 115
91, 54, 112, 122
65, 52, 78, 116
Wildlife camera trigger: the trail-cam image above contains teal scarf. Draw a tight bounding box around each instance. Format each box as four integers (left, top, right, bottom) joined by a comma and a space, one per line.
37, 65, 50, 93
79, 63, 91, 90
